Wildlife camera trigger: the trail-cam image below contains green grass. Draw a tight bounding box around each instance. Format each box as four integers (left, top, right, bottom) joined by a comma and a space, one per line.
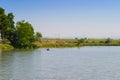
0, 44, 14, 50
33, 38, 120, 48
1, 38, 119, 49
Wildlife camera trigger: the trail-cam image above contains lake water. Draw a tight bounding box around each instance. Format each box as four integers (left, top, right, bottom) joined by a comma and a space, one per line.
0, 47, 120, 80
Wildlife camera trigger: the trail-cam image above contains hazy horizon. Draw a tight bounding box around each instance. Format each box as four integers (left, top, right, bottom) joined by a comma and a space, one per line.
0, 0, 120, 38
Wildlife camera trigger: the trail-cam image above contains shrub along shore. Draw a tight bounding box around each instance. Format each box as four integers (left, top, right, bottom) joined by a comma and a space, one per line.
0, 44, 14, 50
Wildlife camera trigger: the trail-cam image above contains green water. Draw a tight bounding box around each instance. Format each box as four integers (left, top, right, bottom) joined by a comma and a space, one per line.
0, 47, 120, 80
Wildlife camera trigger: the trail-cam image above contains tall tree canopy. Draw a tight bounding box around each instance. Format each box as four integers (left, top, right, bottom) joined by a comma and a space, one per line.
6, 13, 15, 41
0, 7, 9, 38
0, 7, 15, 39
11, 21, 35, 48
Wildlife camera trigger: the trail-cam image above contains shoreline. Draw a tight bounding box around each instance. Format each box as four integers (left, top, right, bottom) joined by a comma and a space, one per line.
0, 44, 14, 50
33, 39, 120, 48
1, 38, 120, 50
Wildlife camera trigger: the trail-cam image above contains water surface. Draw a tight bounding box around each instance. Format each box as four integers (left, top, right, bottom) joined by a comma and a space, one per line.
0, 46, 120, 80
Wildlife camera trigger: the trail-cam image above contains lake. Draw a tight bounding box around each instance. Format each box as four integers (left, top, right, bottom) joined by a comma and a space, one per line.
0, 46, 120, 80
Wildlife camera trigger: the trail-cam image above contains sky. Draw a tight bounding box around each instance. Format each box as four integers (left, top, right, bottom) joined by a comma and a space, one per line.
0, 0, 120, 38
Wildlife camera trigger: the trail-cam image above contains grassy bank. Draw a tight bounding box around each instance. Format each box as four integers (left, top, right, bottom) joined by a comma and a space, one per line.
0, 38, 120, 49
33, 38, 120, 48
0, 44, 14, 50
33, 41, 77, 48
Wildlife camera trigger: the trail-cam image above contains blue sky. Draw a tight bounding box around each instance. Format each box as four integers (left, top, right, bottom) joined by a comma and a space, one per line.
0, 0, 120, 38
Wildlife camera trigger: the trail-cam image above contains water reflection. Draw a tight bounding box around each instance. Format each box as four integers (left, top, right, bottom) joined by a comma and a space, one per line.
0, 50, 14, 79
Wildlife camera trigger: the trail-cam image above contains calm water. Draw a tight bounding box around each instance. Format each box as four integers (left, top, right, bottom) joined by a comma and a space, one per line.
0, 47, 120, 80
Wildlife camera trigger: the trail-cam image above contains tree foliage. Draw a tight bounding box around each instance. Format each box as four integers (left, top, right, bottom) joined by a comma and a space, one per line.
35, 32, 42, 41
105, 38, 111, 44
0, 8, 15, 40
77, 38, 86, 46
11, 21, 35, 48
6, 13, 15, 41
0, 7, 42, 48
0, 7, 9, 39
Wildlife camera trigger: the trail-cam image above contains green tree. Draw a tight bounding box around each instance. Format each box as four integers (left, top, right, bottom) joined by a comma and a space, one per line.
35, 32, 42, 42
77, 39, 80, 46
0, 7, 9, 39
105, 38, 111, 44
9, 30, 19, 47
6, 13, 15, 41
79, 38, 85, 43
0, 7, 15, 42
11, 20, 35, 48
7, 13, 14, 28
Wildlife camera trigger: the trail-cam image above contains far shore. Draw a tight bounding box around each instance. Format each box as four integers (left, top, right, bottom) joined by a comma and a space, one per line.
1, 38, 120, 50
33, 38, 120, 48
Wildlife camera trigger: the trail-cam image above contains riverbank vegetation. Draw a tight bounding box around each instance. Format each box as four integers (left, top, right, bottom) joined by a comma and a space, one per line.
0, 44, 14, 50
33, 38, 120, 48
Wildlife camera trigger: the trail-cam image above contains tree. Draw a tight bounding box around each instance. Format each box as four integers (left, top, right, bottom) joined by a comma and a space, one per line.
7, 13, 14, 28
11, 20, 35, 48
6, 13, 15, 41
0, 7, 9, 39
105, 38, 111, 44
35, 32, 42, 42
79, 38, 85, 43
0, 7, 41, 48
77, 38, 85, 46
0, 7, 15, 41
9, 30, 19, 47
